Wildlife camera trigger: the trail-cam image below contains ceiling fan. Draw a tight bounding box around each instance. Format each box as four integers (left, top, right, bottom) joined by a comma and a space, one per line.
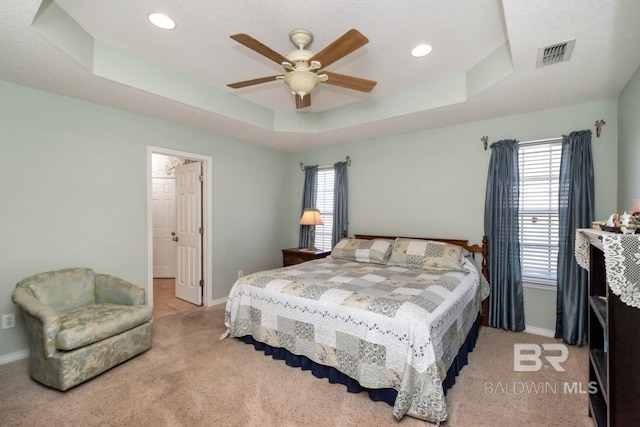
227, 28, 377, 109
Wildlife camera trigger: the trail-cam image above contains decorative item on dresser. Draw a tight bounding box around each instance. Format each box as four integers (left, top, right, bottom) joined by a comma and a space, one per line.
575, 229, 640, 427
282, 247, 330, 267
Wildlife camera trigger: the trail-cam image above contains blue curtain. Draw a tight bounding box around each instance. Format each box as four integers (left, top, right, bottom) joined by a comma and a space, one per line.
555, 130, 594, 345
332, 161, 348, 247
298, 165, 318, 249
484, 139, 525, 331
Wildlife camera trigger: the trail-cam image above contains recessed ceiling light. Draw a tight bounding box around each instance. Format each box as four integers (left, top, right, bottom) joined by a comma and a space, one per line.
411, 44, 433, 57
148, 13, 176, 30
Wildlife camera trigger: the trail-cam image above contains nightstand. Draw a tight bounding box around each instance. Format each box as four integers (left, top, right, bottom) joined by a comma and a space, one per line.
282, 248, 331, 267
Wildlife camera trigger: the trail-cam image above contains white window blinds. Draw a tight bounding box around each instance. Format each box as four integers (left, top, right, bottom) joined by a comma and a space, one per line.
518, 140, 562, 284
314, 168, 334, 251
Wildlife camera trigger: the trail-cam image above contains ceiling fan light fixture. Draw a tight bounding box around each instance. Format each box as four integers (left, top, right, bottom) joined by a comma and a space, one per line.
227, 28, 376, 109
411, 43, 432, 57
284, 70, 319, 97
148, 13, 176, 30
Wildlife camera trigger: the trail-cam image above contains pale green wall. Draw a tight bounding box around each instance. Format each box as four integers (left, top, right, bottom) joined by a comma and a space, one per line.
0, 75, 628, 359
618, 64, 640, 209
0, 80, 292, 357
292, 98, 620, 333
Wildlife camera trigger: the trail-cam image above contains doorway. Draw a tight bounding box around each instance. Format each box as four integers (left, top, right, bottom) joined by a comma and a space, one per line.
147, 147, 213, 312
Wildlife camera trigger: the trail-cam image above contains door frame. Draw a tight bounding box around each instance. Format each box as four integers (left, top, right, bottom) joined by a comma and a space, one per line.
147, 146, 213, 307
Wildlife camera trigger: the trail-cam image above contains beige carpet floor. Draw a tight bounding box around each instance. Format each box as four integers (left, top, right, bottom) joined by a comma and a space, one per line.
0, 304, 593, 426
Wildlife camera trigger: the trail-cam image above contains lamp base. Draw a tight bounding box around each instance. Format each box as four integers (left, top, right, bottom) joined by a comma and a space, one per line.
300, 246, 318, 252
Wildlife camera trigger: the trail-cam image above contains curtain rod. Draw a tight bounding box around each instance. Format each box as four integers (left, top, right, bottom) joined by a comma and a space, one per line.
483, 118, 605, 150
300, 155, 351, 172
483, 136, 560, 150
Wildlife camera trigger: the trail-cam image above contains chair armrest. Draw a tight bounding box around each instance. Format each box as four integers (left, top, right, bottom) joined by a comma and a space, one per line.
95, 274, 146, 306
11, 287, 60, 358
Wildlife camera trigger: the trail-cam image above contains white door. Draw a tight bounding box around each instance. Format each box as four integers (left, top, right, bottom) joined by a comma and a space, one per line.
152, 178, 177, 278
175, 162, 203, 305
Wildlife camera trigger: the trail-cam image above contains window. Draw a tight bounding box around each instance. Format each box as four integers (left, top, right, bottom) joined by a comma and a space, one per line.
518, 140, 562, 285
314, 168, 334, 251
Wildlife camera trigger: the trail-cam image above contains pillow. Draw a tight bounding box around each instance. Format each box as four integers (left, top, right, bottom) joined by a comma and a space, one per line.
330, 238, 394, 264
388, 238, 465, 271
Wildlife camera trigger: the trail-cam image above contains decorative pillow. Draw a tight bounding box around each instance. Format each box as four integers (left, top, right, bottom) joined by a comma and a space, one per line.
388, 238, 465, 271
330, 238, 394, 264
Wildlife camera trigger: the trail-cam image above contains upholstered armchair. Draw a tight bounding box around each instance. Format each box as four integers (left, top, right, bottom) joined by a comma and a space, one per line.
11, 268, 153, 391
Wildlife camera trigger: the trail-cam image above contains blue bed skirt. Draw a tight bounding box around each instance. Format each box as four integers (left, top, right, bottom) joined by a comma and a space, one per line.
238, 312, 482, 406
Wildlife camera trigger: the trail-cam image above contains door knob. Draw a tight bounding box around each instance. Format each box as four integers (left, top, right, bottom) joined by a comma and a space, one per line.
172, 236, 179, 242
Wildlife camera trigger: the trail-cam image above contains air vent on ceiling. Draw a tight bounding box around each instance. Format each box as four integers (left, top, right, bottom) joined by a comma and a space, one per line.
536, 39, 576, 67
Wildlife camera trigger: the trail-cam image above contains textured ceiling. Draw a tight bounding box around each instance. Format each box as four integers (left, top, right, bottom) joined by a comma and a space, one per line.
1, 0, 639, 151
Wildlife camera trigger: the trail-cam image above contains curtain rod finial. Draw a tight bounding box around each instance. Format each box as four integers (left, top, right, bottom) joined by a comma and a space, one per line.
595, 120, 605, 138
481, 136, 489, 151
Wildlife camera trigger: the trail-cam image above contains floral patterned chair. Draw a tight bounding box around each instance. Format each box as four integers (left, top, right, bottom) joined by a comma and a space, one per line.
11, 268, 153, 390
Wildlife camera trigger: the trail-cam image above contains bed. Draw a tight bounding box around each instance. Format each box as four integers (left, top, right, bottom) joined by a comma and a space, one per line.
223, 234, 490, 423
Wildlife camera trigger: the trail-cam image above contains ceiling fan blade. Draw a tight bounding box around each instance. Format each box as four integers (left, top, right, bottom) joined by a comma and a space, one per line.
322, 72, 377, 92
230, 33, 289, 65
309, 29, 369, 69
227, 75, 281, 89
295, 94, 311, 109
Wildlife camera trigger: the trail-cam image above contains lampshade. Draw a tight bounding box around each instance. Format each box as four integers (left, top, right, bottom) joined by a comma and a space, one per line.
284, 70, 320, 97
631, 199, 640, 214
299, 208, 323, 225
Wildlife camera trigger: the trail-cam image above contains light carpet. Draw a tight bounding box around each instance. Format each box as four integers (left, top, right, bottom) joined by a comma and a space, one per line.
0, 304, 593, 426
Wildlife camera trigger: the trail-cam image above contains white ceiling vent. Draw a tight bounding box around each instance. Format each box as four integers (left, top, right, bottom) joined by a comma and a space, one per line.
536, 39, 576, 67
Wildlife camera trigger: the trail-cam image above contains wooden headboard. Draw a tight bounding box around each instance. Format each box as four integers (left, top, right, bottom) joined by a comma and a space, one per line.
354, 234, 490, 326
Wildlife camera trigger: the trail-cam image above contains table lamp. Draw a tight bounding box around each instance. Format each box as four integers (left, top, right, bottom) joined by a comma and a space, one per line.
299, 208, 323, 251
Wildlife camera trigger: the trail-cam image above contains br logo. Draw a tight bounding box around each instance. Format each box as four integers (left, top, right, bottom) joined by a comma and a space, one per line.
513, 343, 568, 372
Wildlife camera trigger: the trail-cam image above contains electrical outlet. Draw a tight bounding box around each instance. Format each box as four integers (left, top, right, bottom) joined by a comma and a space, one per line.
238, 270, 243, 279
2, 313, 15, 329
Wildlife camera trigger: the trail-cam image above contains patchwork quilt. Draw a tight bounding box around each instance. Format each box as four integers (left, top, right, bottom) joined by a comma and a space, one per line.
224, 257, 488, 422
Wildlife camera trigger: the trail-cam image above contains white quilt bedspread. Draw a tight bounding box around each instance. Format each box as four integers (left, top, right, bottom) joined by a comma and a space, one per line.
224, 257, 486, 422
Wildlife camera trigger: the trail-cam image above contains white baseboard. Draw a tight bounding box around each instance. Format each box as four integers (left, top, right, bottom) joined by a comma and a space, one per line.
0, 349, 29, 365
209, 297, 227, 306
525, 326, 555, 337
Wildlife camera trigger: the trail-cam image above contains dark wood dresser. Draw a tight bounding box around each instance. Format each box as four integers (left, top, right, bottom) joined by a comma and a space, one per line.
581, 229, 640, 426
